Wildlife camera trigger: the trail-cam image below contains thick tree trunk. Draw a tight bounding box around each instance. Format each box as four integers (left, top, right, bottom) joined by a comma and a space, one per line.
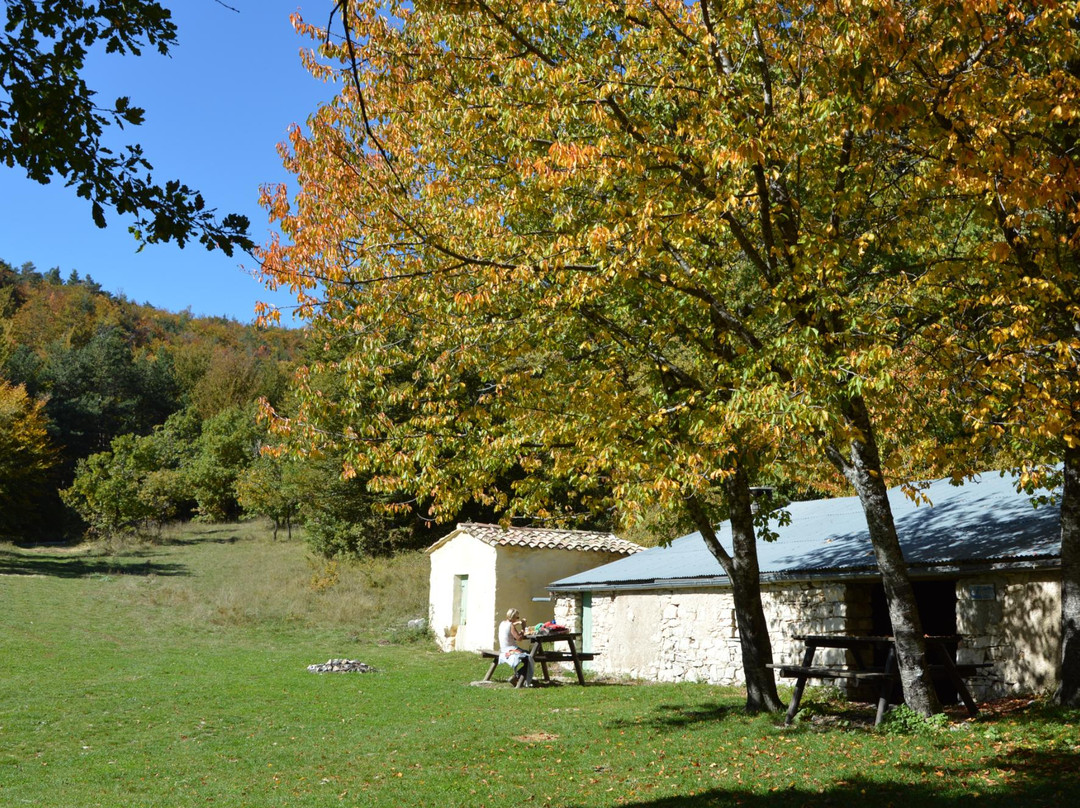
687, 464, 783, 714
1057, 442, 1080, 706
828, 395, 941, 717
724, 466, 785, 713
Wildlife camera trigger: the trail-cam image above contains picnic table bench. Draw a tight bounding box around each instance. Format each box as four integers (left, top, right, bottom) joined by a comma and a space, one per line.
480, 631, 597, 687
768, 634, 993, 725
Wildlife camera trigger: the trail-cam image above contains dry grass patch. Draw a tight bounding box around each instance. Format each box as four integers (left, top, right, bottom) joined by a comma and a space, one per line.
69, 520, 430, 635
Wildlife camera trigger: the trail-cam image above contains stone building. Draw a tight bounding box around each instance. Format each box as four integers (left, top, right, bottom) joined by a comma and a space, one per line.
548, 472, 1063, 699
426, 522, 642, 652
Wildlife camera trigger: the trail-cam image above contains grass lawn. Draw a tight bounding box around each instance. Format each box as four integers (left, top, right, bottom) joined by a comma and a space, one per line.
2, 524, 1078, 807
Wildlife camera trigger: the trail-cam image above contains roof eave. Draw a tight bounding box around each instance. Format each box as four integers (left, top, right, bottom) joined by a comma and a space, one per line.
547, 556, 1061, 592
424, 525, 469, 555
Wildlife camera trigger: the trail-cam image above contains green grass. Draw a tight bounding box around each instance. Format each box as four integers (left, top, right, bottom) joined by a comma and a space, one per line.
2, 524, 1079, 807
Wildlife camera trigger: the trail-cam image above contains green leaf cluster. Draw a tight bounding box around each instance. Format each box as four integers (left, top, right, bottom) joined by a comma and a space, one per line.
0, 0, 251, 252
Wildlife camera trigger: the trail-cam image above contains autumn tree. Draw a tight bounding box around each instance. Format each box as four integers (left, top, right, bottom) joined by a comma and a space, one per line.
0, 380, 56, 538
236, 453, 311, 540
877, 3, 1080, 706
0, 0, 250, 252
257, 1, 990, 713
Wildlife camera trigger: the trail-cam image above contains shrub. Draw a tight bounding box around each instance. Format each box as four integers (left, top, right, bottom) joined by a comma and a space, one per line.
878, 704, 950, 735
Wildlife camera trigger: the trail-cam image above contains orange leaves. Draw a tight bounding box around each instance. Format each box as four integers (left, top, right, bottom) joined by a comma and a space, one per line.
986, 242, 1012, 263
538, 141, 602, 173
587, 224, 616, 256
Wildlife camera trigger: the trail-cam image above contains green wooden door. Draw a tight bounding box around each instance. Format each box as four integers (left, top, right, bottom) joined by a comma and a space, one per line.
582, 592, 593, 670
454, 574, 469, 628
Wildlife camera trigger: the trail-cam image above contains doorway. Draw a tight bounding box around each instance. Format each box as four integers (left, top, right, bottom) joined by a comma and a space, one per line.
453, 574, 469, 631
868, 578, 959, 704
869, 579, 957, 637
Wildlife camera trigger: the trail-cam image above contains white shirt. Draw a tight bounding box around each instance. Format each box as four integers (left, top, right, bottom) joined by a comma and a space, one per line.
498, 620, 519, 653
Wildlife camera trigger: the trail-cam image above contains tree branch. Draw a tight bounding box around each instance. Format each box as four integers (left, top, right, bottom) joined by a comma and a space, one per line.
699, 0, 736, 77
471, 0, 559, 68
332, 1, 407, 193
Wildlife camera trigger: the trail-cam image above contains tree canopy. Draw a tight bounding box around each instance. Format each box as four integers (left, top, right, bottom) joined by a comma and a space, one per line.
258, 0, 944, 712
893, 3, 1080, 707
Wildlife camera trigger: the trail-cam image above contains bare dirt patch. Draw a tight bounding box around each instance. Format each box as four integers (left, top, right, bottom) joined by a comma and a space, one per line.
515, 732, 559, 743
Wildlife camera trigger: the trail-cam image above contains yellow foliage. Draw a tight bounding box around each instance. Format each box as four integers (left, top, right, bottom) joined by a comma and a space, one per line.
256, 0, 1080, 523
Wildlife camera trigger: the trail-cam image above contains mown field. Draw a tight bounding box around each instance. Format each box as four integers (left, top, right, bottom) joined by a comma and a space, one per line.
2, 523, 1078, 807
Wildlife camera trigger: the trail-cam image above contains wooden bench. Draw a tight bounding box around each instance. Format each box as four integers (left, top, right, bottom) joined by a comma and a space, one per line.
771, 635, 995, 725
766, 664, 892, 681
479, 648, 599, 686
480, 649, 502, 682
767, 662, 991, 681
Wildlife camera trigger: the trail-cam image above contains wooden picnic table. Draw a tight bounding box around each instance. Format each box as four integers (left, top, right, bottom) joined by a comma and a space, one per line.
767, 634, 991, 726
481, 631, 596, 687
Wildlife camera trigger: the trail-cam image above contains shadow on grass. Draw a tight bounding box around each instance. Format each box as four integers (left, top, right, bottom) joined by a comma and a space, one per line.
162, 526, 243, 546
562, 747, 1080, 807
0, 549, 189, 578
163, 535, 239, 547
606, 702, 740, 732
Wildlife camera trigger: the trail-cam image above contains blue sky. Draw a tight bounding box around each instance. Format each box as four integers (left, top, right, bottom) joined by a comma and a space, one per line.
0, 1, 338, 324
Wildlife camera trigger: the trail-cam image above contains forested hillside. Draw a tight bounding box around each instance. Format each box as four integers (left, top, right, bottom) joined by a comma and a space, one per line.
0, 258, 289, 537
0, 258, 433, 553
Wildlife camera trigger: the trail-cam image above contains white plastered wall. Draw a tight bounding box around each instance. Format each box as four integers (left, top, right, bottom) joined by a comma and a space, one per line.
494, 546, 630, 641
428, 534, 497, 652
430, 535, 632, 653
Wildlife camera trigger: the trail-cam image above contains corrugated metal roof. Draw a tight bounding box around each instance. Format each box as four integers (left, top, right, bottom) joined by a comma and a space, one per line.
550, 472, 1061, 590
427, 522, 643, 555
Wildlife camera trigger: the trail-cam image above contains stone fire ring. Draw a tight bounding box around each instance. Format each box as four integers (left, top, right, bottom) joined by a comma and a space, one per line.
306, 659, 376, 673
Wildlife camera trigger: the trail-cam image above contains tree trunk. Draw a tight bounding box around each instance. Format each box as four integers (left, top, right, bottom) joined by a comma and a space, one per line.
724, 465, 785, 713
687, 464, 783, 714
828, 395, 941, 717
1058, 441, 1080, 706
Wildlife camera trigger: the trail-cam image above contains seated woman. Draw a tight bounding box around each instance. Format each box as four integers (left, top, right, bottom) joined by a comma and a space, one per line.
498, 608, 536, 687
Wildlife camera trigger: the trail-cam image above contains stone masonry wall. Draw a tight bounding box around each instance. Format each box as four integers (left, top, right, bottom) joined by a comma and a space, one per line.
557, 572, 1062, 696
956, 571, 1061, 698
555, 580, 871, 686
552, 594, 579, 632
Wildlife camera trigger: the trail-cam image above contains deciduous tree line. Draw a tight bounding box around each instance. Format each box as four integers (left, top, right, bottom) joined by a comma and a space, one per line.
255, 1, 1080, 710
0, 261, 425, 556
0, 261, 281, 533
